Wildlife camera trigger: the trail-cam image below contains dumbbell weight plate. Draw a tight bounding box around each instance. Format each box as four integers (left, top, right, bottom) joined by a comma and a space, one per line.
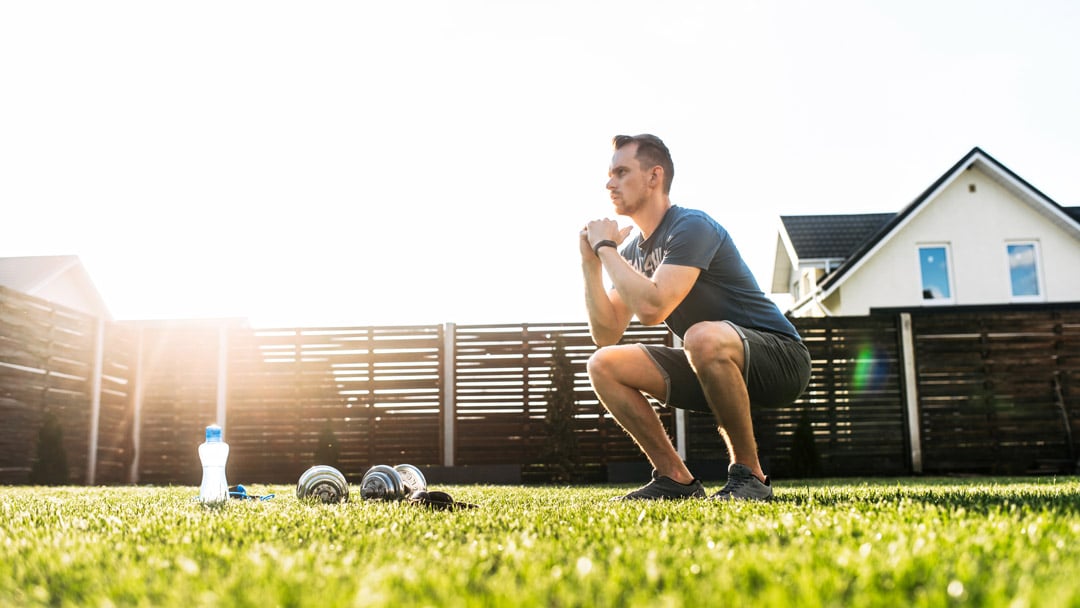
296, 465, 349, 503
393, 464, 427, 494
360, 464, 405, 500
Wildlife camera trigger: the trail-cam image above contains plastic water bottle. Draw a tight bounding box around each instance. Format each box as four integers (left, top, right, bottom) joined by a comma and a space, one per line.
198, 424, 230, 504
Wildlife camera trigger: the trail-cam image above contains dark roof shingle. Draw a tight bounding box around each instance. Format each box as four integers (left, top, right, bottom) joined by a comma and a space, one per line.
780, 213, 895, 260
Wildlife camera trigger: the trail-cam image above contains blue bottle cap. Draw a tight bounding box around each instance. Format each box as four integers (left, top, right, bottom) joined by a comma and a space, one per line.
205, 424, 223, 442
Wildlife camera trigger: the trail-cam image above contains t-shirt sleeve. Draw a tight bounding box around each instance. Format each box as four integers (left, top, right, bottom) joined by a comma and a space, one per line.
660, 214, 723, 270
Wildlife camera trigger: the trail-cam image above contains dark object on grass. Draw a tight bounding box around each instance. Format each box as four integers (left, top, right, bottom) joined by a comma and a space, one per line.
408, 490, 478, 511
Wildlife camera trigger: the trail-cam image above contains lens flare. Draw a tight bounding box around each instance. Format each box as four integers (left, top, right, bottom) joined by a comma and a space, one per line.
851, 344, 889, 393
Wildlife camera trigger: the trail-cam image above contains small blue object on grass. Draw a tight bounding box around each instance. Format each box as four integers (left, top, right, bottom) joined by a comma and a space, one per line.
228, 484, 275, 501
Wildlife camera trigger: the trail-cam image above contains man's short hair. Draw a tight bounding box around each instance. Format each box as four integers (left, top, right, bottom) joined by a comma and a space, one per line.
613, 134, 674, 194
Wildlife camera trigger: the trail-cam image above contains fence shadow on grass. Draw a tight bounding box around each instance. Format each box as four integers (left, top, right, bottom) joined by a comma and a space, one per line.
775, 477, 1080, 514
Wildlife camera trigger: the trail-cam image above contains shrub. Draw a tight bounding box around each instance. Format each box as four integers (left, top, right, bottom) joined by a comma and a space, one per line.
314, 424, 341, 467
789, 409, 823, 478
29, 411, 69, 485
540, 335, 580, 482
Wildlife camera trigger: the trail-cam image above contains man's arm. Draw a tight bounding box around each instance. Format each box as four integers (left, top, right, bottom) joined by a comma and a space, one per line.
579, 222, 700, 343
580, 229, 633, 345
597, 248, 699, 326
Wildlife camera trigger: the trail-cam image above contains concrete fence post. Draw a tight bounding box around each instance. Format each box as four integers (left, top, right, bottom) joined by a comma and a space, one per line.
86, 316, 106, 485
442, 322, 456, 467
899, 313, 923, 474
129, 326, 145, 484
672, 334, 687, 460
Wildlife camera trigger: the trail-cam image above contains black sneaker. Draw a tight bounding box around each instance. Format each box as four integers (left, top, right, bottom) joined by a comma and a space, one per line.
710, 463, 773, 502
612, 470, 706, 501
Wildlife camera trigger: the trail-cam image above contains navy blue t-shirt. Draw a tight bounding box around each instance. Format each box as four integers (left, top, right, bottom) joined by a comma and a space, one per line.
619, 205, 800, 341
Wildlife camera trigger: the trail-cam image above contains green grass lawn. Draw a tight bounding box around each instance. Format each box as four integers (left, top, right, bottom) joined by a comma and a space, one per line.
2, 477, 1079, 607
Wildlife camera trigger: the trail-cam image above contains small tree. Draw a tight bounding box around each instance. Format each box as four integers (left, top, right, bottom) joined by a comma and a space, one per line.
314, 424, 341, 467
30, 411, 69, 485
789, 409, 823, 478
541, 335, 580, 482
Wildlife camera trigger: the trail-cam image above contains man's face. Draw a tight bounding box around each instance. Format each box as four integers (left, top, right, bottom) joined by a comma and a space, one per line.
607, 143, 652, 216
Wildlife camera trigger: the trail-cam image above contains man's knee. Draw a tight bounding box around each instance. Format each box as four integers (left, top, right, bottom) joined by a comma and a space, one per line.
587, 345, 665, 398
683, 321, 743, 369
586, 346, 617, 383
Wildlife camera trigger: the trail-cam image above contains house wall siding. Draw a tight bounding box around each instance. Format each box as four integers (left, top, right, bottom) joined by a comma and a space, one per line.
831, 167, 1080, 315
1040, 216, 1080, 301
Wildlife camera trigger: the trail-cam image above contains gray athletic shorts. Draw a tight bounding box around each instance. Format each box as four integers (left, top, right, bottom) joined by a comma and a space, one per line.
639, 322, 811, 412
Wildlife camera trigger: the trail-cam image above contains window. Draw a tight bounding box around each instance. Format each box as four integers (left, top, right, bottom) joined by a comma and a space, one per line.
1007, 241, 1043, 301
918, 245, 953, 303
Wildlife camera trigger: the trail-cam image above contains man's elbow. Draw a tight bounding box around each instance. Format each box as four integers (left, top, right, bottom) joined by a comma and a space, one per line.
634, 307, 667, 327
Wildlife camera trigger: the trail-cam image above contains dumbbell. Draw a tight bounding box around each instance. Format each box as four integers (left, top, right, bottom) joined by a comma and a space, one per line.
296, 465, 349, 504
360, 463, 428, 501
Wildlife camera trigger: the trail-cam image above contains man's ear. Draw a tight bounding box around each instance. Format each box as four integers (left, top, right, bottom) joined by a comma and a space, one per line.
649, 166, 664, 189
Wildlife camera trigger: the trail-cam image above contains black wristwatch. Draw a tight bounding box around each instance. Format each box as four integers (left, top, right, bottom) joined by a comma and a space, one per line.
592, 240, 618, 256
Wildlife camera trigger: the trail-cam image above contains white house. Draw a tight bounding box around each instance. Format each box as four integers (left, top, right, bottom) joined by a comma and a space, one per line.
0, 255, 111, 319
773, 147, 1080, 317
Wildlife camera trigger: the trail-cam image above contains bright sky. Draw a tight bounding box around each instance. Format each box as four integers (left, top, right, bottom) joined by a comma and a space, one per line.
3, 1, 1078, 328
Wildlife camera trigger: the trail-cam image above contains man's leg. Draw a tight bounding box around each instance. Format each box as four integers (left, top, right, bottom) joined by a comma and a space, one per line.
681, 321, 766, 483
586, 344, 694, 485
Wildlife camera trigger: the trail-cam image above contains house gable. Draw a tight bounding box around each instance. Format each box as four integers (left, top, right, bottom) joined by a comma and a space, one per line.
0, 255, 111, 319
801, 148, 1080, 315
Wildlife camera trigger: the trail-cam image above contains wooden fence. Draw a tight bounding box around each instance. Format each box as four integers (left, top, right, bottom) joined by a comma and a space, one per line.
0, 286, 137, 485
2, 285, 1078, 485
906, 307, 1080, 474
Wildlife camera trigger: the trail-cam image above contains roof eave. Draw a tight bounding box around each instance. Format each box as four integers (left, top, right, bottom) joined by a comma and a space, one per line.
770, 220, 801, 293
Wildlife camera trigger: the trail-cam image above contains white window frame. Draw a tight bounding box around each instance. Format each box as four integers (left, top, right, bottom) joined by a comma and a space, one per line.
1004, 240, 1045, 303
916, 243, 955, 305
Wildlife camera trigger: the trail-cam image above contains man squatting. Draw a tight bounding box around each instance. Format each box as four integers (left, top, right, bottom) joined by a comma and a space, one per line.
579, 134, 811, 501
